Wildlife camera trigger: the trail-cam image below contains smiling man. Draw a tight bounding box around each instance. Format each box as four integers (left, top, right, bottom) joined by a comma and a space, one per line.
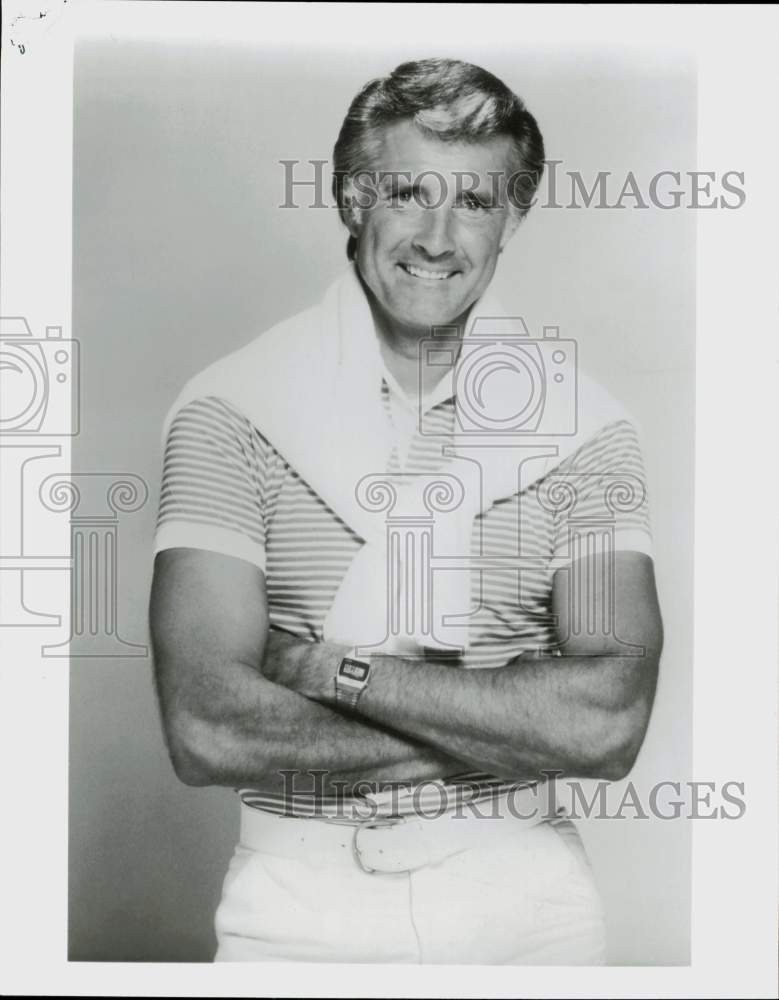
150, 58, 662, 964
347, 117, 522, 403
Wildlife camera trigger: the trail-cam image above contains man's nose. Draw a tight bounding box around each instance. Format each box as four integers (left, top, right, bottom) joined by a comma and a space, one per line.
411, 206, 456, 258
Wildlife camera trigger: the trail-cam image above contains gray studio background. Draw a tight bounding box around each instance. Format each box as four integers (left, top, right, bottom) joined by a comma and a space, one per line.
70, 39, 694, 963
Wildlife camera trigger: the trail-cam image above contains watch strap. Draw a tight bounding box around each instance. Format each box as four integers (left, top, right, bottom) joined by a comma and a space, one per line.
335, 649, 371, 709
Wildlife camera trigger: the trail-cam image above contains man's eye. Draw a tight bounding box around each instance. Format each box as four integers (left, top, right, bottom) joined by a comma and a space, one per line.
460, 193, 486, 211
389, 188, 414, 206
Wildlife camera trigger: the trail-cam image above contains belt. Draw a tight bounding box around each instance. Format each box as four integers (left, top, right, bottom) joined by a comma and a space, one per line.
239, 785, 556, 876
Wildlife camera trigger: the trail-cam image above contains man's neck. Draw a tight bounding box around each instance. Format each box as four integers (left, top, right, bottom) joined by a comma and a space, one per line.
360, 276, 472, 400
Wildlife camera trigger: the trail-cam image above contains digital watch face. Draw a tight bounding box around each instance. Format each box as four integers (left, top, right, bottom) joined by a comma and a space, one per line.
339, 658, 369, 682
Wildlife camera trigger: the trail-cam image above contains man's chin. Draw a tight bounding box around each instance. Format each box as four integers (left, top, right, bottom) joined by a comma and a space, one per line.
390, 296, 476, 335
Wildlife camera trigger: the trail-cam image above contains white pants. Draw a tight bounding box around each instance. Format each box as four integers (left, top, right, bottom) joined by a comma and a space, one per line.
214, 803, 606, 964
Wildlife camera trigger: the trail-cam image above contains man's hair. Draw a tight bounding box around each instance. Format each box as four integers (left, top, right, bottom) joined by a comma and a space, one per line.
332, 58, 545, 259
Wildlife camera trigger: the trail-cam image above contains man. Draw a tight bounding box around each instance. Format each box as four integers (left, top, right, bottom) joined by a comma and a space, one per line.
150, 58, 662, 964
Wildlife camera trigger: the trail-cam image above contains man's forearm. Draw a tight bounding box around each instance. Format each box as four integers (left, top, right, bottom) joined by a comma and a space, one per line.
159, 652, 466, 791
265, 633, 658, 781
355, 650, 657, 779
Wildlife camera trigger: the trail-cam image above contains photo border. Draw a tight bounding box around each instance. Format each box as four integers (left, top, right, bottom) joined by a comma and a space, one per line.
1, 2, 776, 996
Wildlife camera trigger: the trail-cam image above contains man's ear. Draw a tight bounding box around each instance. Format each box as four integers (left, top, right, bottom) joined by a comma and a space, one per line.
342, 178, 365, 239
346, 209, 363, 239
499, 211, 521, 251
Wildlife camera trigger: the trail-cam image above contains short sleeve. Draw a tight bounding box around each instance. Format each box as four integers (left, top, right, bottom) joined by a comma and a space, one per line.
549, 418, 653, 563
154, 396, 268, 571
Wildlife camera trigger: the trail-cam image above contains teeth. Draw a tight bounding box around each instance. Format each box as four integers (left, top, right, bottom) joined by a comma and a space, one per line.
404, 264, 452, 280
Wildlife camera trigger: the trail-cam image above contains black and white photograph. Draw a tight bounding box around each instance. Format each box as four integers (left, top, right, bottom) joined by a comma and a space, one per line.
0, 2, 776, 997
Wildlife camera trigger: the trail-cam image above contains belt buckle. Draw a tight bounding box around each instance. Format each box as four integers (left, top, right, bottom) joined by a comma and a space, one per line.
352, 816, 421, 875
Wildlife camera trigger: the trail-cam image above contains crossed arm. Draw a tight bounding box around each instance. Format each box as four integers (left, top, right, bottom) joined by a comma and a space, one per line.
150, 549, 466, 792
150, 546, 662, 791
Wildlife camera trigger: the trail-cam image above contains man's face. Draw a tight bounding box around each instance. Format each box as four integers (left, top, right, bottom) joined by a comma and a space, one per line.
351, 119, 519, 336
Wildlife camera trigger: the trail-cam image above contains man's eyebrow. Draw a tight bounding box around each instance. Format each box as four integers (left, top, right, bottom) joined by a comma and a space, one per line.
378, 175, 434, 203
376, 171, 413, 190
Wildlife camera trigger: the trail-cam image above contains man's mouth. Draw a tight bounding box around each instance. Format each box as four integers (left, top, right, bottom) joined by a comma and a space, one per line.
399, 263, 459, 281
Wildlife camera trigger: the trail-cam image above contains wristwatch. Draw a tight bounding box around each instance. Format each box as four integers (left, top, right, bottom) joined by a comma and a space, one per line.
334, 648, 372, 710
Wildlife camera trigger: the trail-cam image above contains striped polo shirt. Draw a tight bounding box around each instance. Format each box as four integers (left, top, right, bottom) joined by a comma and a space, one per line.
155, 367, 652, 819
